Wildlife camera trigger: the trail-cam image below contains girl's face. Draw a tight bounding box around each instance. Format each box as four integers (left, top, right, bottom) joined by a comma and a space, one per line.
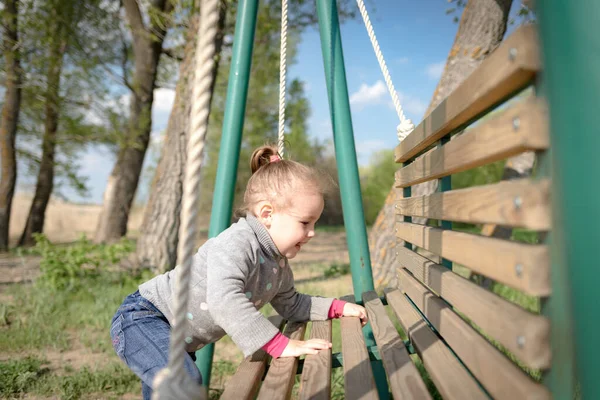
263, 191, 324, 259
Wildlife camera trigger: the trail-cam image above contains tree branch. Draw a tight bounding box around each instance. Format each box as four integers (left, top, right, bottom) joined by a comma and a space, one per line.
122, 0, 147, 52
161, 47, 183, 62
120, 30, 133, 91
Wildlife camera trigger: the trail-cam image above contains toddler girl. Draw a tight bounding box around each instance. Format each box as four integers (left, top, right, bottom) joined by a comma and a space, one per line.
110, 145, 368, 399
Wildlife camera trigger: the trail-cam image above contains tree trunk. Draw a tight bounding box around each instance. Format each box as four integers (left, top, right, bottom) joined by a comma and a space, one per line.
94, 0, 173, 243
0, 0, 22, 251
136, 2, 227, 273
19, 14, 68, 247
371, 0, 513, 288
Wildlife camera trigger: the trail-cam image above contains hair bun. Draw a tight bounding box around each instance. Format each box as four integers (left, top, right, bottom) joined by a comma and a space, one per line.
250, 145, 280, 174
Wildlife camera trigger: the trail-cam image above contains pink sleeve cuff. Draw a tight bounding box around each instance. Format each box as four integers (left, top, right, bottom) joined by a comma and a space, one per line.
263, 299, 346, 357
262, 332, 289, 358
328, 299, 347, 319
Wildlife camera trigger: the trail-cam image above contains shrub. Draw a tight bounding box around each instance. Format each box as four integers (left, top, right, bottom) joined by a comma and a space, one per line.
32, 233, 135, 291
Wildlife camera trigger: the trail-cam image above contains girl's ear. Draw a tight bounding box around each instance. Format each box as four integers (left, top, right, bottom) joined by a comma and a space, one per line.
258, 202, 274, 227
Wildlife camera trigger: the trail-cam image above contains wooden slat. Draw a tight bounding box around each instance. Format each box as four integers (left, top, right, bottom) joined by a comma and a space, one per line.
221, 315, 285, 400
257, 321, 307, 400
398, 269, 550, 399
395, 24, 540, 163
362, 291, 431, 400
299, 320, 333, 400
395, 97, 548, 188
395, 222, 550, 296
340, 316, 378, 400
395, 178, 550, 230
384, 288, 487, 400
396, 246, 550, 369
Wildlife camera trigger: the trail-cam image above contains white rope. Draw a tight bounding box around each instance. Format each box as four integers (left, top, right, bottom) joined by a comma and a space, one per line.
277, 0, 288, 157
152, 0, 218, 398
355, 0, 414, 142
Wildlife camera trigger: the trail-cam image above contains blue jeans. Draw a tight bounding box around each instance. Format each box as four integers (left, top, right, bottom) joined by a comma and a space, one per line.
110, 290, 202, 400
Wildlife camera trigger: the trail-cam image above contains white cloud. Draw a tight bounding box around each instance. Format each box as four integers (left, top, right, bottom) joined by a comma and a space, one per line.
425, 61, 445, 80
395, 57, 409, 65
153, 88, 176, 114
348, 80, 427, 120
395, 92, 428, 120
350, 81, 388, 110
152, 88, 176, 133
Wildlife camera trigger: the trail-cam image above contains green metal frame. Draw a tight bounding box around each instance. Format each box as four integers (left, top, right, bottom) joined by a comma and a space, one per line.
315, 0, 387, 397
195, 0, 383, 392
196, 0, 389, 398
439, 136, 452, 269
195, 1, 600, 399
538, 1, 600, 399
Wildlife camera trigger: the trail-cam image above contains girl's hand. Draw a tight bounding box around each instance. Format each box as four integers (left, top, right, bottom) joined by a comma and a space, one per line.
280, 338, 332, 358
342, 303, 368, 326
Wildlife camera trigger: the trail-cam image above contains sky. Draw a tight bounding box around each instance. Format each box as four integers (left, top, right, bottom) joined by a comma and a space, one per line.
30, 0, 522, 205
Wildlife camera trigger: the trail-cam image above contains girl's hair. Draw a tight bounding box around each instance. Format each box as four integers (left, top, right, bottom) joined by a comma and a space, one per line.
240, 144, 332, 215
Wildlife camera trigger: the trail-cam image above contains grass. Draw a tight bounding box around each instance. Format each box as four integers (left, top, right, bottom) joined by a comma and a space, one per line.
0, 236, 356, 399
0, 265, 148, 354
0, 356, 140, 399
315, 224, 346, 233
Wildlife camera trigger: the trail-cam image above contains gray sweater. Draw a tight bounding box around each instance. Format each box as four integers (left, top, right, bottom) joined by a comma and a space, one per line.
139, 214, 335, 357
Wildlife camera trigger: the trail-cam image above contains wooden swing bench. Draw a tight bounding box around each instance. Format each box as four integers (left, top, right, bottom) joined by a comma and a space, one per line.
221, 24, 553, 400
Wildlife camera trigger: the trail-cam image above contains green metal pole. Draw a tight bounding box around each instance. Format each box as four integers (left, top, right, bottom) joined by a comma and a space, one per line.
315, 1, 388, 398
439, 137, 452, 269
535, 29, 576, 399
315, 0, 374, 302
538, 1, 600, 399
194, 0, 259, 387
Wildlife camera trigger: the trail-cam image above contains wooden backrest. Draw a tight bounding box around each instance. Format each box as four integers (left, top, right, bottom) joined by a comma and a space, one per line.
220, 23, 558, 400
392, 23, 553, 399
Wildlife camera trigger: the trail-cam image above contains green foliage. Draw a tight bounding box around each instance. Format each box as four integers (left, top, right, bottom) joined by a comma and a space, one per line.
208, 360, 239, 399
346, 143, 506, 228
1, 238, 145, 354
49, 363, 139, 399
412, 356, 443, 399
315, 224, 345, 233
323, 263, 350, 278
452, 159, 505, 191
31, 233, 135, 291
512, 228, 541, 244
285, 79, 323, 164
451, 157, 505, 230
0, 356, 139, 399
360, 149, 396, 225
0, 356, 49, 397
15, 0, 125, 198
